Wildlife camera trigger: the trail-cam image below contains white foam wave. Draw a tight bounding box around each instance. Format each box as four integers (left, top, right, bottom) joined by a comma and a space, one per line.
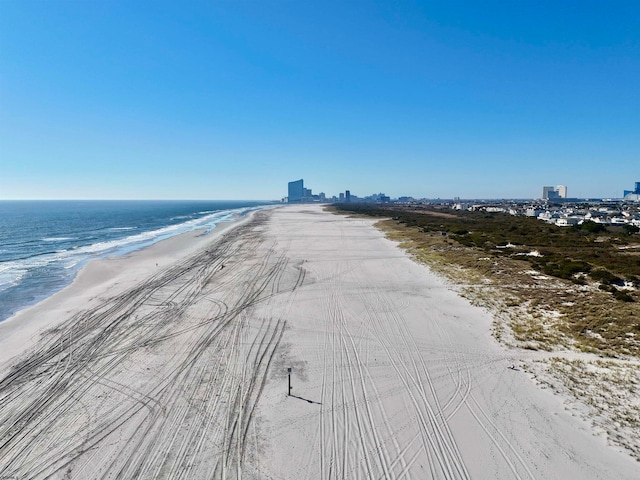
0, 204, 271, 298
42, 237, 76, 242
0, 262, 29, 291
68, 205, 265, 258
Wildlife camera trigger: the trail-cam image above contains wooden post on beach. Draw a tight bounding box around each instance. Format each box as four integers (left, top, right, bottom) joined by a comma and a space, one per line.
287, 367, 292, 395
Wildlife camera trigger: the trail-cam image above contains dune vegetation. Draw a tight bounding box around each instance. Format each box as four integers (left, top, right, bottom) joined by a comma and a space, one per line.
330, 203, 640, 358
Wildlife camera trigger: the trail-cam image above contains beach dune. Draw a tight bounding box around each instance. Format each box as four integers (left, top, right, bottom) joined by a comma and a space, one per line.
0, 205, 637, 479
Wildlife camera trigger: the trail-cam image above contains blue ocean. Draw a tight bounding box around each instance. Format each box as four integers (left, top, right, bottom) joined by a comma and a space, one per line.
0, 200, 274, 322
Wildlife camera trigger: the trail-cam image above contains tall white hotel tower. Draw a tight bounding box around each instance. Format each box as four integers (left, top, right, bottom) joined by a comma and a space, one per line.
556, 185, 567, 198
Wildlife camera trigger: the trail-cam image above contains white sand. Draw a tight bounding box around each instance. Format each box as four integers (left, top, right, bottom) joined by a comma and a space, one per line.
0, 205, 637, 479
0, 214, 248, 377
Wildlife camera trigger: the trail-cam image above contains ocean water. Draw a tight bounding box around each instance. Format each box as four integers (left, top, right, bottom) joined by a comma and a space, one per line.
0, 200, 274, 322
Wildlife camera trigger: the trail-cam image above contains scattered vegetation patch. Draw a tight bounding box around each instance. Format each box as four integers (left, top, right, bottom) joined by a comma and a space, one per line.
533, 358, 640, 460
590, 268, 624, 286
576, 220, 607, 234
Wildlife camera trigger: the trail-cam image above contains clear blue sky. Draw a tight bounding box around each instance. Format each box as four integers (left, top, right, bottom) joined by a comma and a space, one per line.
1, 1, 638, 200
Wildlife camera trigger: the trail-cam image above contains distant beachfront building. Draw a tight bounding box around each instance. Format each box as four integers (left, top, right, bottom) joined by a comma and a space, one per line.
556, 217, 581, 227
542, 186, 558, 200
556, 185, 567, 198
526, 207, 543, 217
288, 179, 304, 203
542, 185, 567, 200
345, 190, 351, 202
624, 181, 640, 202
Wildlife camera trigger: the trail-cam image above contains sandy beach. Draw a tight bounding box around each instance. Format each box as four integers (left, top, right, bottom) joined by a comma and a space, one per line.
0, 205, 637, 479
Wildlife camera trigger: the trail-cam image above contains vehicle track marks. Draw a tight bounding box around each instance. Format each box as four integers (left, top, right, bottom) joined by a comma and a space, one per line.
0, 211, 299, 480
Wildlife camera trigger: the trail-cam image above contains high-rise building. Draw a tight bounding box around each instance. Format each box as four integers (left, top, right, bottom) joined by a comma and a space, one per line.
543, 185, 565, 200
288, 179, 304, 203
556, 185, 567, 198
623, 181, 640, 201
542, 186, 556, 200
345, 190, 351, 202
624, 182, 640, 196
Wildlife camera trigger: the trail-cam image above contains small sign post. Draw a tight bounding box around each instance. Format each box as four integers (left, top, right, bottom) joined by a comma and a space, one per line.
287, 367, 292, 396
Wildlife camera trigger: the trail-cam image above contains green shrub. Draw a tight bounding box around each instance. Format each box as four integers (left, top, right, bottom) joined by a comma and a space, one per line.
613, 289, 634, 302
544, 260, 591, 279
590, 269, 624, 285
581, 221, 607, 233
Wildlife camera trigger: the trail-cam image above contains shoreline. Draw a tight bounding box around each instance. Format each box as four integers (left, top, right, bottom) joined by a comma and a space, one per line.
0, 209, 260, 376
0, 201, 276, 324
0, 204, 637, 478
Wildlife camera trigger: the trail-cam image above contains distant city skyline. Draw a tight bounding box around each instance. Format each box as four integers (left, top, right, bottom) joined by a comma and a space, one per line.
1, 2, 638, 200
286, 178, 640, 203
